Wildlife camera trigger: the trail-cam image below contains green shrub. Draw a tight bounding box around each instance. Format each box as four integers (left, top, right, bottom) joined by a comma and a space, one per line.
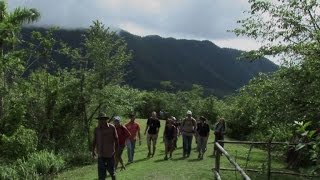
0, 165, 19, 180
26, 150, 65, 176
0, 126, 38, 161
15, 159, 40, 180
61, 150, 94, 167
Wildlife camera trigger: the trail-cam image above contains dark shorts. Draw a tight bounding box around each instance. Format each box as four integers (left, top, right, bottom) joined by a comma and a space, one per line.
165, 138, 175, 150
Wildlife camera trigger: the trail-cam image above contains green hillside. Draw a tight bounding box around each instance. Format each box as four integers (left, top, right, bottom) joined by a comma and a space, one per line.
21, 28, 278, 96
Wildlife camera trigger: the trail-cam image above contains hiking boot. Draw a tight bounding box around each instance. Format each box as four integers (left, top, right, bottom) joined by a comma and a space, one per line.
169, 153, 172, 159
147, 152, 151, 158
164, 156, 168, 160
198, 153, 201, 159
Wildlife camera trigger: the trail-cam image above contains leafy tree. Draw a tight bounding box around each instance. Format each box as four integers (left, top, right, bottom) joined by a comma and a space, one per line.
233, 0, 320, 62
0, 0, 40, 118
231, 0, 320, 170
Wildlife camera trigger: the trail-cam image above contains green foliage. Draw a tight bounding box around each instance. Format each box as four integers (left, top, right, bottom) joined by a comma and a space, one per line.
0, 165, 19, 180
292, 121, 320, 173
61, 150, 94, 167
26, 150, 65, 176
0, 126, 37, 161
233, 0, 320, 62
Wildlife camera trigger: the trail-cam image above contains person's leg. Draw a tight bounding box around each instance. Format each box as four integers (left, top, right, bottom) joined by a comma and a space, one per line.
198, 136, 203, 159
202, 136, 208, 159
197, 136, 202, 152
182, 134, 187, 157
164, 138, 168, 160
168, 140, 173, 158
147, 134, 152, 157
106, 157, 116, 180
221, 135, 224, 148
118, 145, 125, 169
187, 135, 193, 156
126, 140, 132, 163
152, 134, 157, 156
131, 140, 136, 161
98, 157, 107, 180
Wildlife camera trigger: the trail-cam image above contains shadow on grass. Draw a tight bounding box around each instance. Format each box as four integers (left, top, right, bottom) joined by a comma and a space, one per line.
154, 159, 167, 163
134, 157, 149, 163
188, 158, 201, 162
171, 157, 187, 161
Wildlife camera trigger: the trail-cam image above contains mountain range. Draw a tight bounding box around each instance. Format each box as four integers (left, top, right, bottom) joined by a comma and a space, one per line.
21, 28, 278, 97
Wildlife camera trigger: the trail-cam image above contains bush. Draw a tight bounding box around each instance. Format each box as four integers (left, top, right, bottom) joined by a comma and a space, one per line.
26, 150, 65, 176
0, 165, 19, 180
61, 150, 94, 167
0, 126, 38, 161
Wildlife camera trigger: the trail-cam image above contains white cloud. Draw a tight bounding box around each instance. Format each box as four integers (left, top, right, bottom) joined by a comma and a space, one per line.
213, 38, 262, 51
7, 0, 280, 63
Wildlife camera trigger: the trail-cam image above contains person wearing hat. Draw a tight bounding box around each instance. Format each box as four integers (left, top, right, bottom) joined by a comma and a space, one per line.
196, 116, 210, 160
181, 110, 196, 158
172, 116, 180, 149
92, 112, 119, 180
113, 116, 131, 170
125, 112, 141, 163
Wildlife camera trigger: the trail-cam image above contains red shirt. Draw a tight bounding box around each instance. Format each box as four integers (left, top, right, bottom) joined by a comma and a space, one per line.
93, 124, 118, 158
125, 121, 140, 140
115, 125, 131, 146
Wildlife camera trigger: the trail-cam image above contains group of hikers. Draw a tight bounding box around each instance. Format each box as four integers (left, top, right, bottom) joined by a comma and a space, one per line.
92, 110, 226, 180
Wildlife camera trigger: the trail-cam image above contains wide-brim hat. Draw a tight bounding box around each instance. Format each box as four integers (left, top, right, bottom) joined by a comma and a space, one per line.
96, 112, 110, 120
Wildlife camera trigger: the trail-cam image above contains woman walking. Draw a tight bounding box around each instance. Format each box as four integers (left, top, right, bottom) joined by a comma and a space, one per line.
213, 118, 226, 156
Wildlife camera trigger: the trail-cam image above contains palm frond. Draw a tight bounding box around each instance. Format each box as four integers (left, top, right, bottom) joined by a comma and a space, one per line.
0, 0, 8, 18
7, 7, 40, 25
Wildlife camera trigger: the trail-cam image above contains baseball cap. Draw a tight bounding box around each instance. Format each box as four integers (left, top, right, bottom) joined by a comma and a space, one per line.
187, 110, 192, 115
114, 116, 121, 122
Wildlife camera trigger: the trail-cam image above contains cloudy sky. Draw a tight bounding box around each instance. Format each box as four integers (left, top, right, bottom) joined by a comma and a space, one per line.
8, 0, 263, 54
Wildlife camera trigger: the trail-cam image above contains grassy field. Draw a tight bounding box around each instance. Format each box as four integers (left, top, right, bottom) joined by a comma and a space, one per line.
56, 119, 314, 180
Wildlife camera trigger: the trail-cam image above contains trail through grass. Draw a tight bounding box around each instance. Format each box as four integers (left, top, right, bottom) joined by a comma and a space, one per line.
56, 119, 314, 180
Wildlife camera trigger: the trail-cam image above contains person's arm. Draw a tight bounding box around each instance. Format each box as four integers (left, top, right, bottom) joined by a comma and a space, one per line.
138, 124, 142, 145
156, 120, 161, 134
207, 124, 210, 137
92, 128, 97, 158
193, 119, 197, 133
124, 126, 131, 139
114, 126, 119, 153
174, 126, 177, 140
144, 119, 149, 135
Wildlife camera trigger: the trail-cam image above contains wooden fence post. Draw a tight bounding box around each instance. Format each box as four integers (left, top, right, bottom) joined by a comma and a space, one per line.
267, 139, 272, 180
215, 142, 221, 179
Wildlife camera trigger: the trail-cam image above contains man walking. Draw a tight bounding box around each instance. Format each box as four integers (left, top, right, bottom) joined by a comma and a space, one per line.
92, 112, 119, 180
181, 110, 196, 158
196, 116, 210, 160
144, 111, 161, 157
125, 112, 141, 164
